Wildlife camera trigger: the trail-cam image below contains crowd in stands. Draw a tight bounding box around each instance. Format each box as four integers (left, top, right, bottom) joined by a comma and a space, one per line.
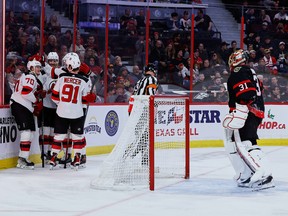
3, 1, 288, 105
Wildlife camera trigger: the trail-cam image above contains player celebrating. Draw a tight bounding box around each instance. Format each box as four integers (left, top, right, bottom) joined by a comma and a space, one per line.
222, 49, 274, 189
49, 54, 95, 170
10, 60, 44, 169
39, 52, 59, 163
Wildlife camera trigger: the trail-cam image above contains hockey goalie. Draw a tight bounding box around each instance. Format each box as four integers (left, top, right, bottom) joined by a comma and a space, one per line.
222, 49, 274, 190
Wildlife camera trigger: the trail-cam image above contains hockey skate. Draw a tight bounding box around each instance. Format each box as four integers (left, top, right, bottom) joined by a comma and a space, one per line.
49, 153, 59, 170
17, 157, 35, 170
44, 151, 52, 164
250, 175, 275, 191
80, 154, 86, 168
71, 153, 81, 171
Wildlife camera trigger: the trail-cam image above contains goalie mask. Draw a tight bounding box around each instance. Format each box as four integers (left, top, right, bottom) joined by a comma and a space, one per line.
144, 63, 157, 76
228, 49, 249, 71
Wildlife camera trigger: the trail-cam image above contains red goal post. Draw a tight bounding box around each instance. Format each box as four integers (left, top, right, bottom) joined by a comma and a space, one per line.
149, 95, 190, 190
91, 95, 190, 191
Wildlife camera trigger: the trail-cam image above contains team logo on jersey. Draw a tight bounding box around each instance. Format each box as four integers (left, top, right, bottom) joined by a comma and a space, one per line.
84, 117, 101, 134
105, 110, 119, 136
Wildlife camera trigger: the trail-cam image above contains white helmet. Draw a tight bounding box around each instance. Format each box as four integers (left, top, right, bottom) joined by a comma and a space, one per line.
62, 52, 79, 67
65, 55, 81, 71
47, 52, 59, 61
27, 60, 41, 71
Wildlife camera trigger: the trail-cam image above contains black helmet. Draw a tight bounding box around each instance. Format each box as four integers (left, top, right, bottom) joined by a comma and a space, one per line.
144, 63, 157, 75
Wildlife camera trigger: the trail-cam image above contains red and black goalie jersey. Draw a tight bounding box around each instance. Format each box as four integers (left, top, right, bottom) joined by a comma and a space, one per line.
227, 65, 264, 116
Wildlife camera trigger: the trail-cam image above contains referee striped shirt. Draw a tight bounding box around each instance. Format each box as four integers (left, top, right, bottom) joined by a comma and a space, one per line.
133, 74, 158, 95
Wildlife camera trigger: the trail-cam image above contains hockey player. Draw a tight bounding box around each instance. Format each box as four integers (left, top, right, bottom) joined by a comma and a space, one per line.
38, 52, 59, 163
222, 49, 273, 189
49, 54, 96, 170
126, 63, 159, 165
10, 60, 44, 169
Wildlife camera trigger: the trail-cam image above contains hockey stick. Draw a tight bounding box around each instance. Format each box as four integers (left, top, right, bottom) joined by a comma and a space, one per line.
41, 108, 45, 168
64, 127, 70, 169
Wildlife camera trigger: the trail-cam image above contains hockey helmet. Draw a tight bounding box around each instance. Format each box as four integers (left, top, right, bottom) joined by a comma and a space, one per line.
228, 49, 249, 70
65, 55, 81, 72
47, 52, 59, 61
62, 52, 79, 67
27, 60, 41, 71
144, 63, 157, 75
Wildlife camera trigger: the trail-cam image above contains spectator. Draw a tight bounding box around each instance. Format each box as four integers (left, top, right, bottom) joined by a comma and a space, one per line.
107, 86, 117, 103
107, 64, 117, 84
18, 11, 32, 30
135, 31, 146, 68
274, 22, 287, 40
267, 86, 283, 102
215, 84, 228, 102
194, 9, 213, 36
149, 40, 166, 77
210, 52, 226, 68
125, 18, 138, 37
193, 73, 208, 91
88, 56, 102, 76
166, 12, 181, 31
200, 58, 214, 78
69, 36, 85, 56
198, 43, 209, 61
113, 56, 123, 76
274, 41, 287, 62
263, 49, 277, 74
128, 65, 143, 86
218, 41, 230, 65
120, 9, 132, 30
46, 14, 61, 35
277, 53, 288, 74
257, 22, 271, 42
59, 30, 73, 50
178, 63, 190, 89
84, 48, 98, 66
261, 35, 274, 51
118, 67, 131, 90
273, 7, 288, 22
27, 32, 40, 56
180, 11, 191, 31
244, 8, 256, 33
44, 34, 58, 55
12, 32, 30, 59
248, 50, 259, 67
58, 44, 68, 64
84, 35, 99, 55
114, 84, 128, 103
227, 40, 239, 56
258, 9, 271, 25
98, 46, 115, 67
135, 9, 146, 30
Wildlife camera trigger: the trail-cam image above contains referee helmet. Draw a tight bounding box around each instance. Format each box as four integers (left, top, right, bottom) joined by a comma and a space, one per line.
144, 63, 157, 75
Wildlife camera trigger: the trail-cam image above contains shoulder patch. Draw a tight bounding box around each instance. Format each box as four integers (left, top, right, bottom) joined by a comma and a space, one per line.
234, 67, 241, 73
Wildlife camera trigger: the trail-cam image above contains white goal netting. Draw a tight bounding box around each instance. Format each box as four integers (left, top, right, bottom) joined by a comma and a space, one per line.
91, 95, 189, 190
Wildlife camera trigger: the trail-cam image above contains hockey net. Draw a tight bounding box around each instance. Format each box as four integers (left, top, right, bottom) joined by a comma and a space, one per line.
91, 95, 190, 190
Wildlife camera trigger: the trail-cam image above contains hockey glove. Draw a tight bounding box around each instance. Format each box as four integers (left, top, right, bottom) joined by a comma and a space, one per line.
222, 103, 249, 129
35, 90, 47, 99
33, 99, 43, 116
82, 93, 96, 103
80, 62, 92, 77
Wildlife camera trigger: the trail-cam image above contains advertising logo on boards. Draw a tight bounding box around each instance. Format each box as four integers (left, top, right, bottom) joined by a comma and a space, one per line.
105, 110, 119, 136
84, 116, 101, 135
0, 116, 17, 144
259, 109, 286, 130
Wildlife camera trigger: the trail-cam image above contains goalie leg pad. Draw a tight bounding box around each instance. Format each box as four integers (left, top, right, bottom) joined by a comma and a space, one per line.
224, 129, 253, 181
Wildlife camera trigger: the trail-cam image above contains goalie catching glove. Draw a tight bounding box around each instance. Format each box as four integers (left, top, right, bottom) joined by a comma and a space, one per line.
222, 103, 249, 129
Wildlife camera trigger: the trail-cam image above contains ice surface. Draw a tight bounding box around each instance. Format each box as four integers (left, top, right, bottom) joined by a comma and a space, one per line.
0, 147, 287, 216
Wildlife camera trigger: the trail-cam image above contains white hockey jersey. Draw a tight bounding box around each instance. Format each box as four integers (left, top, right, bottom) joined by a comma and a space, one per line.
10, 72, 39, 112
43, 75, 57, 109
51, 72, 90, 119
